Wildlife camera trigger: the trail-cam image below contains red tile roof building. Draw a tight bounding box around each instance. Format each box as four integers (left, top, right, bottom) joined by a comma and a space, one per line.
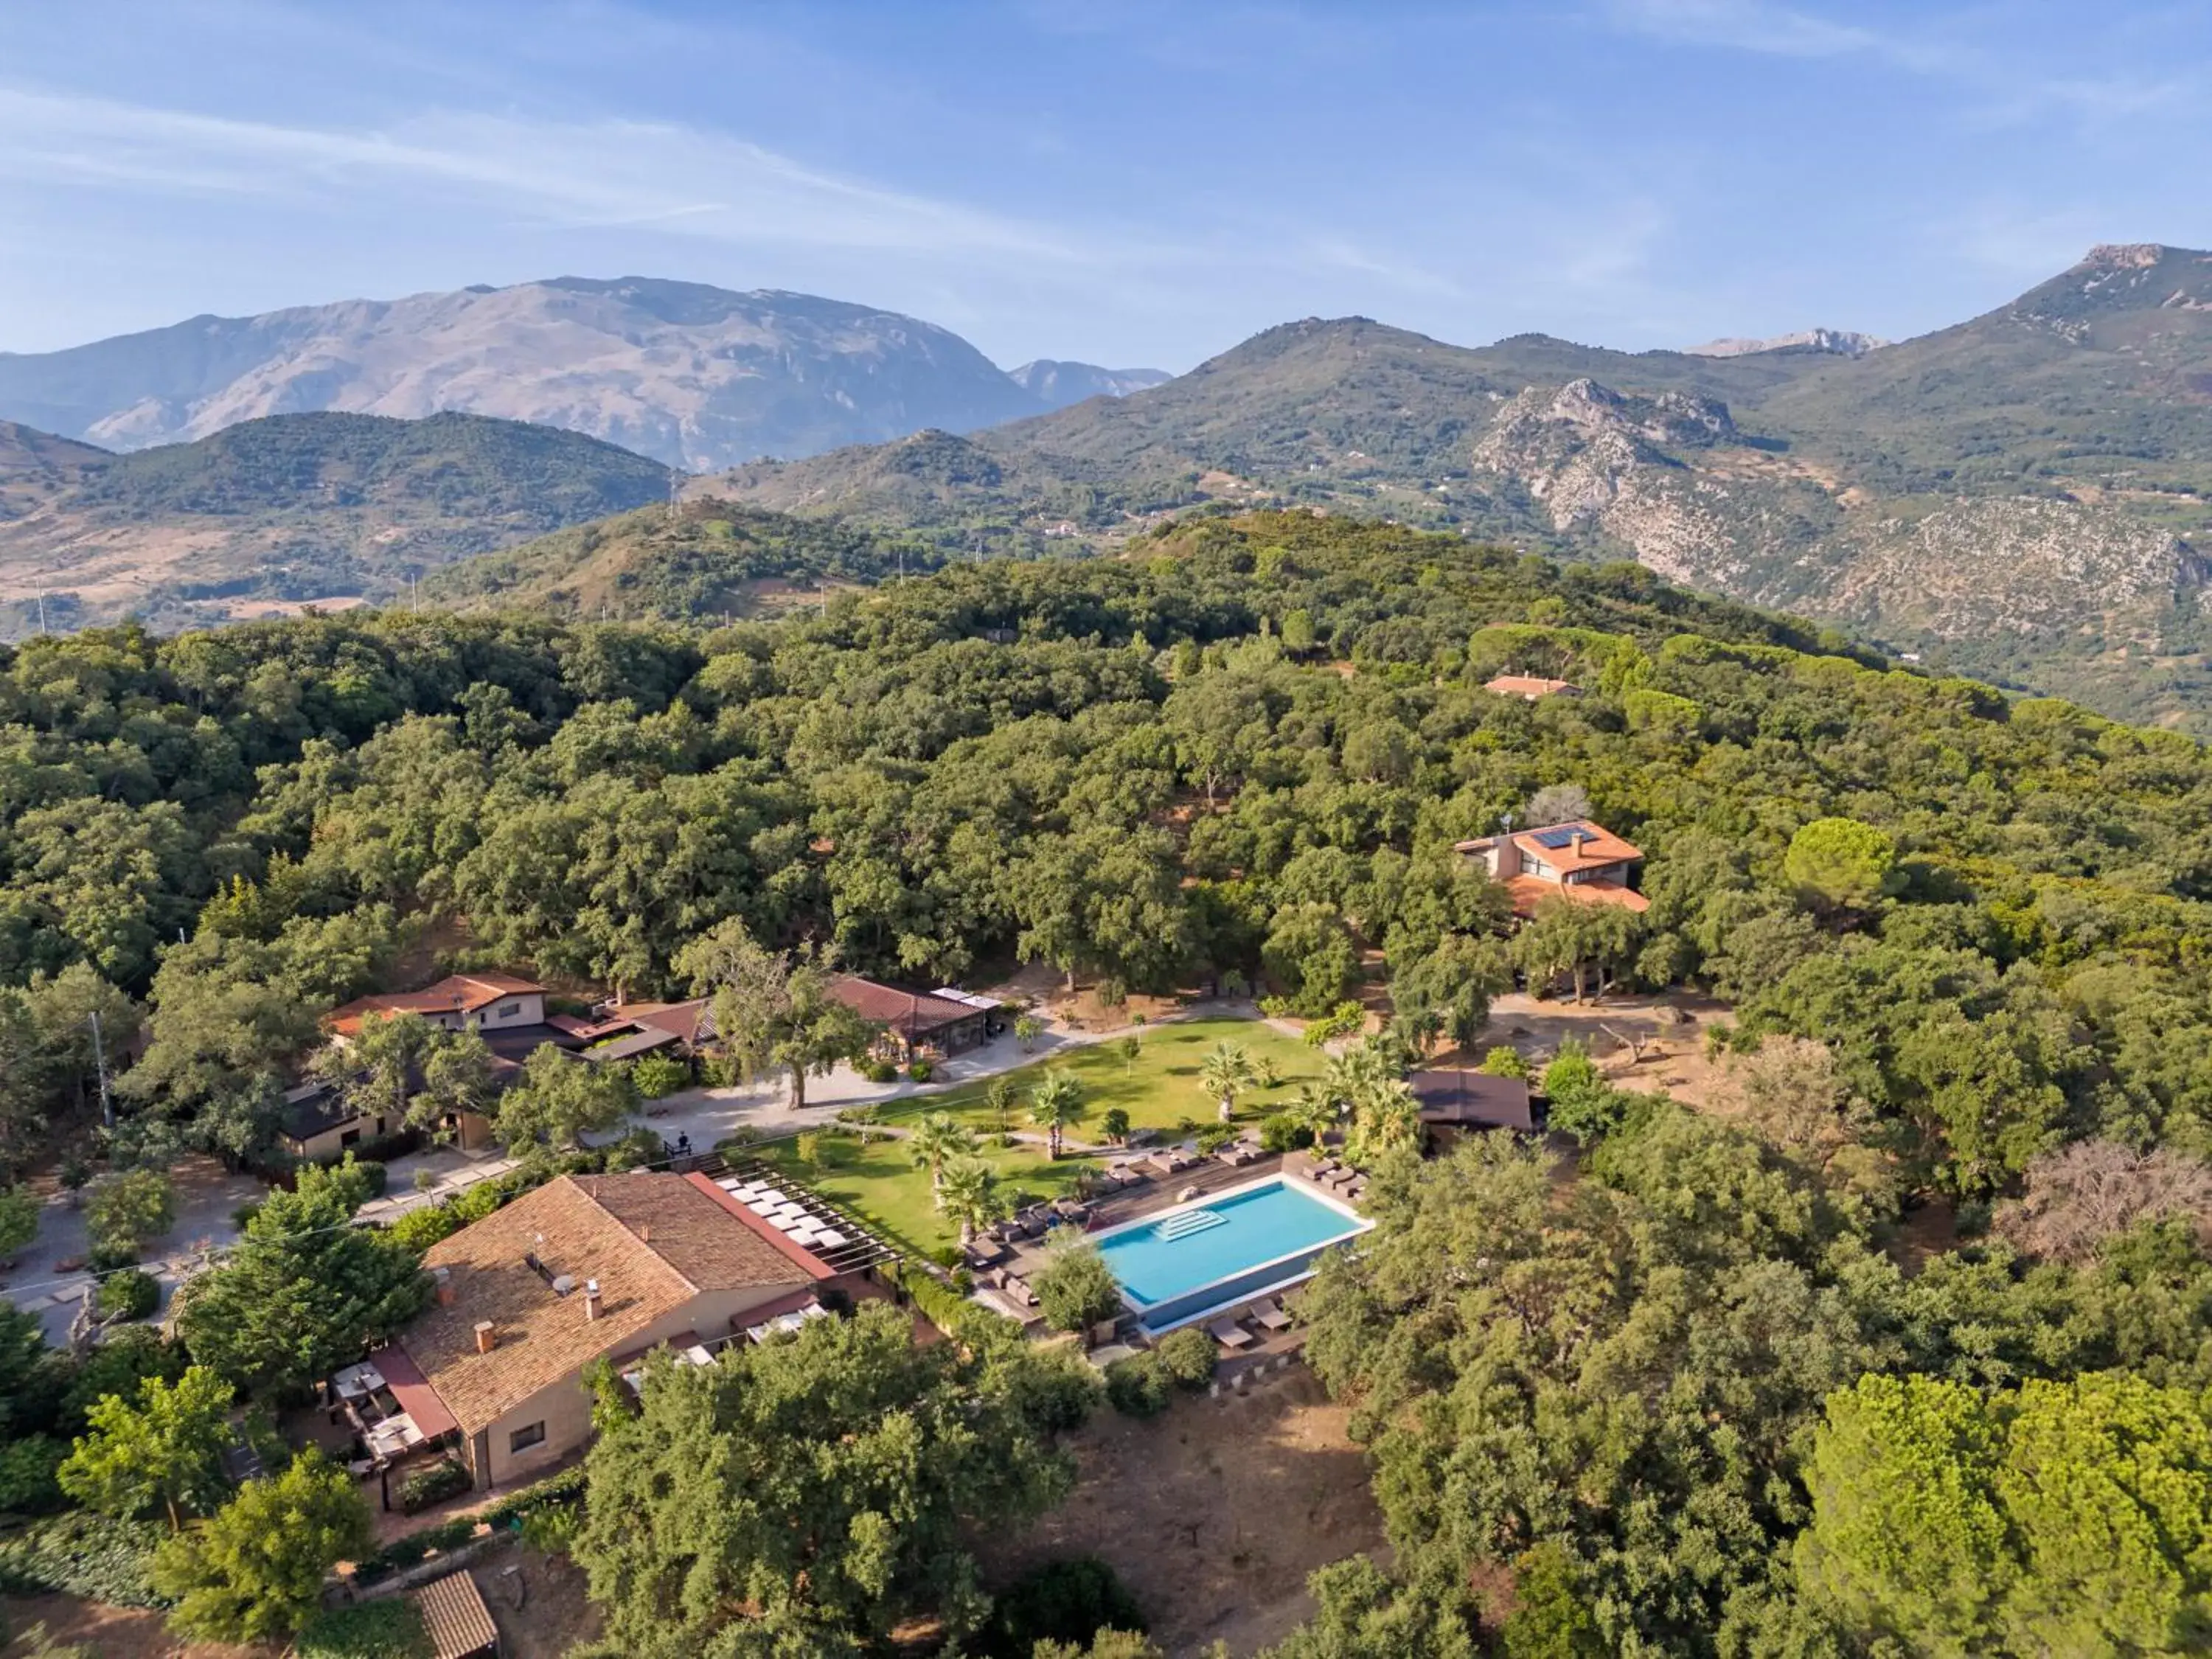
1483, 675, 1582, 700
1455, 818, 1649, 917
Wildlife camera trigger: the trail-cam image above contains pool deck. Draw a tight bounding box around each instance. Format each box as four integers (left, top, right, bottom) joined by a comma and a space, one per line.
971, 1147, 1366, 1345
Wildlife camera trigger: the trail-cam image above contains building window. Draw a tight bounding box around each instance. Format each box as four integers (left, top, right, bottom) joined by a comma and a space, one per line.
339, 1129, 361, 1147
509, 1421, 546, 1454
495, 1001, 520, 1018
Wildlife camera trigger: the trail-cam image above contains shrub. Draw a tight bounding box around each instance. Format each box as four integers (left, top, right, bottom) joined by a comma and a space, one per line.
984, 1556, 1148, 1658
908, 1059, 934, 1084
1103, 1354, 1172, 1418
1099, 1107, 1131, 1143
297, 1599, 432, 1659
0, 1433, 69, 1514
85, 1169, 175, 1259
865, 1060, 900, 1084
1476, 1046, 1530, 1078
86, 1239, 139, 1274
697, 1051, 744, 1088
1152, 1326, 1217, 1390
519, 1501, 582, 1554
97, 1268, 160, 1323
1032, 1245, 1124, 1335
0, 1510, 167, 1606
1259, 1112, 1311, 1154
449, 1179, 509, 1225
601, 1125, 667, 1171
1193, 1124, 1236, 1155
397, 1458, 472, 1515
630, 1054, 692, 1099
386, 1203, 462, 1252
352, 1160, 389, 1199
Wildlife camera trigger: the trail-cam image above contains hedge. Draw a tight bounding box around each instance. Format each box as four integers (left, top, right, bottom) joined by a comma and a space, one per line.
97, 1268, 161, 1322
352, 1467, 588, 1585
397, 1458, 471, 1514
298, 1599, 433, 1659
0, 1510, 169, 1607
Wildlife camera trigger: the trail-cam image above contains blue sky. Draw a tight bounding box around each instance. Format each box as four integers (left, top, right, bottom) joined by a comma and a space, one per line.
1, 1, 2207, 368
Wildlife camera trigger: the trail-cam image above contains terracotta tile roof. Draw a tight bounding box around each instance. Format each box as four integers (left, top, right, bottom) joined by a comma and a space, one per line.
327, 973, 545, 1036
1511, 819, 1642, 872
1484, 675, 1581, 698
402, 1173, 809, 1433
608, 998, 717, 1045
1501, 874, 1651, 917
827, 975, 983, 1037
409, 1570, 500, 1659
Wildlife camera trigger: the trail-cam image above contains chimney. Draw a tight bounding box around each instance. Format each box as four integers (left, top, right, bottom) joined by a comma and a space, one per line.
473, 1320, 496, 1354
433, 1267, 454, 1307
1571, 830, 1587, 859
639, 1223, 650, 1245
584, 1279, 602, 1321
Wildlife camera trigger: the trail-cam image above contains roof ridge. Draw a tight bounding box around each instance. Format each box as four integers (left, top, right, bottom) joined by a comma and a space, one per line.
566, 1172, 703, 1295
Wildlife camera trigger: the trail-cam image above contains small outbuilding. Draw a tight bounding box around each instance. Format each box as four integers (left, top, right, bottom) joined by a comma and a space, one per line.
1409, 1068, 1535, 1135
408, 1568, 501, 1658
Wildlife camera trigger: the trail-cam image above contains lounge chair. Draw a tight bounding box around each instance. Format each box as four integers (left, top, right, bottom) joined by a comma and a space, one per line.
1208, 1316, 1255, 1350
1251, 1298, 1293, 1332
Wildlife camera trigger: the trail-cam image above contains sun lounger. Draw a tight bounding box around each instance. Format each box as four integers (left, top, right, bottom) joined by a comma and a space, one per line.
1251, 1298, 1293, 1331
1324, 1168, 1357, 1189
1208, 1316, 1255, 1350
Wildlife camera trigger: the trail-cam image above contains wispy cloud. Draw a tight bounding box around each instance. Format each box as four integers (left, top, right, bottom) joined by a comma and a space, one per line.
1604, 0, 2192, 120
0, 86, 1084, 261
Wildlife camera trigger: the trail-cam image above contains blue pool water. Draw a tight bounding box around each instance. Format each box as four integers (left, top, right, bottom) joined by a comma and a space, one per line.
1092, 1178, 1371, 1332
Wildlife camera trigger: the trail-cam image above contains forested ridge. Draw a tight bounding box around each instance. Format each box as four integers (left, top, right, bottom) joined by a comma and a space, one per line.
5, 509, 2212, 1652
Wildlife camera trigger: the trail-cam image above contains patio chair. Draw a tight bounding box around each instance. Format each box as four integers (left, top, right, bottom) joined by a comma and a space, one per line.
1251, 1298, 1293, 1332
1208, 1316, 1256, 1350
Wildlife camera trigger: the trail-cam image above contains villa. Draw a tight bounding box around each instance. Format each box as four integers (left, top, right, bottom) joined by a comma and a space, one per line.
375, 1172, 863, 1490
1454, 818, 1648, 917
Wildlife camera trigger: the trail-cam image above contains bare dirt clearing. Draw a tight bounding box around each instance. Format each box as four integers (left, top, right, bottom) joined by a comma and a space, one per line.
981, 1369, 1385, 1658
1472, 988, 1730, 1109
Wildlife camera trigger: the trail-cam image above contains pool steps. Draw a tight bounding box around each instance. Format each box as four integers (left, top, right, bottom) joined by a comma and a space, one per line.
1152, 1207, 1229, 1242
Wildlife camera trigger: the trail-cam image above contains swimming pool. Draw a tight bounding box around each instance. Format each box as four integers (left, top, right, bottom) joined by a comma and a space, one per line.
1091, 1176, 1373, 1333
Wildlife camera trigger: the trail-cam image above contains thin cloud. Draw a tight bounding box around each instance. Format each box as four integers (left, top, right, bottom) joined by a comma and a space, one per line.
1604, 0, 2191, 119
0, 86, 1087, 261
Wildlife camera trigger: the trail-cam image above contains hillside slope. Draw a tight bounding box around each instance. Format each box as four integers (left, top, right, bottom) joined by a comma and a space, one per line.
0, 277, 1050, 470
425, 498, 935, 621
0, 411, 672, 636
703, 247, 2212, 727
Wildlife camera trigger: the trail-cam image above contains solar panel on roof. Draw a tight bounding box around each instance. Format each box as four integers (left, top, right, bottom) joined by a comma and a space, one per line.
1531, 826, 1584, 849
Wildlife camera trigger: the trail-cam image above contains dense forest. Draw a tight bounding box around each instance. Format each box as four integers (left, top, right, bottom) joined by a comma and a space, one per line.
4, 510, 2212, 1651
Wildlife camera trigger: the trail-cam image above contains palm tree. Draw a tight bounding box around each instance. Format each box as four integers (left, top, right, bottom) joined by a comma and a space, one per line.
936, 1155, 1004, 1250
1029, 1070, 1088, 1160
1346, 1078, 1423, 1165
1285, 1083, 1338, 1146
906, 1112, 978, 1194
1198, 1040, 1257, 1124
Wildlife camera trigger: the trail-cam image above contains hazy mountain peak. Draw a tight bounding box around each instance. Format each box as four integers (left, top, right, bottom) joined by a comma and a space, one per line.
1006, 360, 1172, 410
0, 278, 1055, 471
1684, 328, 1887, 358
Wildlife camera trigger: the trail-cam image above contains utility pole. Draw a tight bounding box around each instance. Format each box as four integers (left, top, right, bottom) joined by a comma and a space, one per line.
88, 1009, 114, 1129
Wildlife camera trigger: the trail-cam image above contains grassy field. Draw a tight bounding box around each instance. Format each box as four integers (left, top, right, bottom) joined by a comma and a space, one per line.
757, 1133, 1100, 1259
888, 1016, 1325, 1138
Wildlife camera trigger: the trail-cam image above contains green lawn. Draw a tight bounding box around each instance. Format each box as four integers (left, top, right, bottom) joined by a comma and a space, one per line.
889, 1016, 1325, 1138
758, 1133, 1099, 1259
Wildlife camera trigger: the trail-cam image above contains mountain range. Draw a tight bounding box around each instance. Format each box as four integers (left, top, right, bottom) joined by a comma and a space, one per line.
0, 277, 1162, 472
10, 248, 2212, 727
692, 244, 2212, 726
